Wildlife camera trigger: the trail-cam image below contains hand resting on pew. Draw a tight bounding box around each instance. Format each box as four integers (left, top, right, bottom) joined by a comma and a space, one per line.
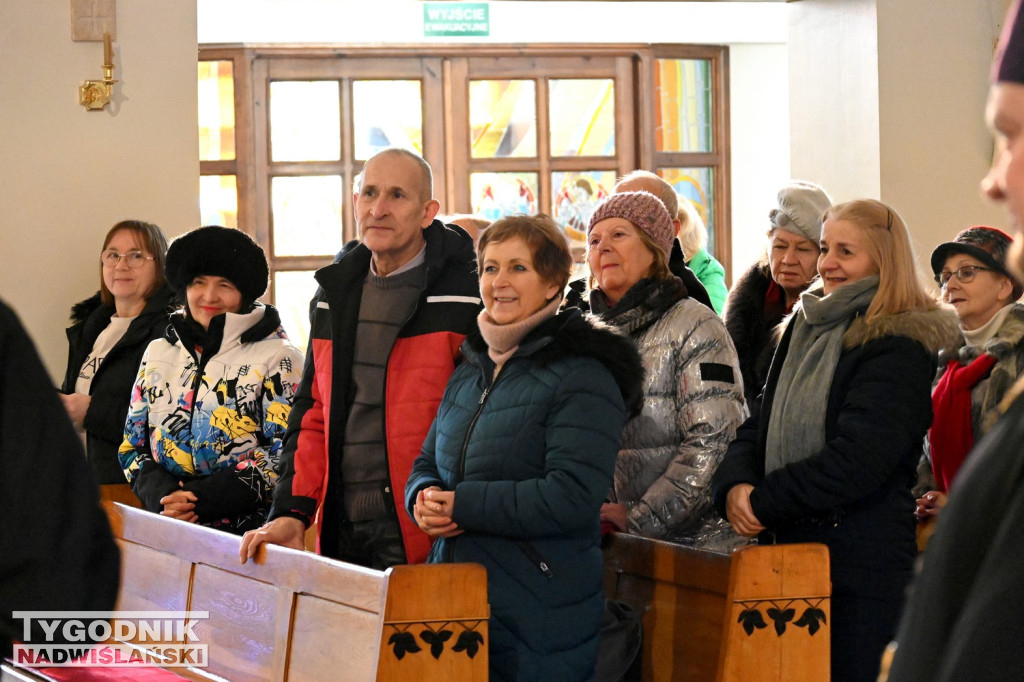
725, 483, 766, 537
238, 515, 306, 563
413, 486, 463, 538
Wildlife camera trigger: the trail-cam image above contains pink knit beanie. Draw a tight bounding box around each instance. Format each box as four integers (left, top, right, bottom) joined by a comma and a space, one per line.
587, 191, 675, 258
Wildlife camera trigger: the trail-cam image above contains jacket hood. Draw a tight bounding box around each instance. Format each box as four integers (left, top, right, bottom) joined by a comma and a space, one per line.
465, 308, 645, 415
843, 305, 961, 355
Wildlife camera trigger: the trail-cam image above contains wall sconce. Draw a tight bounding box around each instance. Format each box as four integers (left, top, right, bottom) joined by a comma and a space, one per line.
79, 32, 117, 111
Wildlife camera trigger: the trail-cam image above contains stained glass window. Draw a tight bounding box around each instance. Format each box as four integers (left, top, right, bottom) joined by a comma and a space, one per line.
470, 172, 539, 221
470, 80, 537, 158
271, 175, 344, 257
353, 80, 423, 159
198, 61, 235, 161
655, 60, 712, 154
549, 79, 615, 157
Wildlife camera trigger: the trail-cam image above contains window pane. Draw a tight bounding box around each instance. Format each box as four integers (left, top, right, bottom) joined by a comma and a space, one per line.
470, 81, 536, 158
661, 167, 715, 254
271, 176, 343, 257
270, 81, 340, 162
655, 60, 713, 153
198, 61, 235, 161
274, 270, 318, 353
470, 172, 538, 221
199, 175, 238, 228
353, 81, 423, 160
549, 79, 615, 157
551, 171, 614, 259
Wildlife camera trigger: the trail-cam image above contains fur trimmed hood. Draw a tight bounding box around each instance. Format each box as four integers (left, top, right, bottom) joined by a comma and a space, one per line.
465, 307, 645, 415
843, 306, 961, 355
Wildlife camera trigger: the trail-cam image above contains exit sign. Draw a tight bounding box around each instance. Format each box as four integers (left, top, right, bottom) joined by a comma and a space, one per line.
423, 3, 490, 37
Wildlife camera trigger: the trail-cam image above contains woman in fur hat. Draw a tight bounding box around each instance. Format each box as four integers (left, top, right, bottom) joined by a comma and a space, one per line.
119, 225, 304, 534
712, 200, 960, 682
61, 220, 174, 486
723, 180, 832, 406
916, 226, 1024, 521
406, 214, 643, 681
586, 191, 747, 550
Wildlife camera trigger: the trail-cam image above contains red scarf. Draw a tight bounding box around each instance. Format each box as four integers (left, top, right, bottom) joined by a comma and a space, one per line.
929, 353, 998, 491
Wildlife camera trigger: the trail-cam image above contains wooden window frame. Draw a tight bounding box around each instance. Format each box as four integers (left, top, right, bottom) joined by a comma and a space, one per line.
199, 43, 731, 299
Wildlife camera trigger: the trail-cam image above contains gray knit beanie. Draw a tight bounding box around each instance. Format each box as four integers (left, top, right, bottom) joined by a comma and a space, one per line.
769, 181, 833, 244
587, 191, 674, 258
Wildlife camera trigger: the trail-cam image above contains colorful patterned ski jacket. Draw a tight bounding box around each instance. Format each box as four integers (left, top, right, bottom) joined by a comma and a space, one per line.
120, 304, 303, 532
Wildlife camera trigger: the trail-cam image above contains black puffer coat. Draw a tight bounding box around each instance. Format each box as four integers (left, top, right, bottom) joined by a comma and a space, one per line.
712, 306, 959, 682
62, 285, 174, 483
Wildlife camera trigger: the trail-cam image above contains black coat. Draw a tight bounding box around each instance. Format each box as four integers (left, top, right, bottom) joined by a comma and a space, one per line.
62, 285, 174, 483
0, 300, 120, 653
722, 260, 784, 406
887, 390, 1024, 681
712, 306, 959, 682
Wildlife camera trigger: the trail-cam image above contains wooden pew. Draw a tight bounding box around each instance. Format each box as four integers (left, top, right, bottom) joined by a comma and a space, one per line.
4, 502, 489, 682
603, 534, 830, 682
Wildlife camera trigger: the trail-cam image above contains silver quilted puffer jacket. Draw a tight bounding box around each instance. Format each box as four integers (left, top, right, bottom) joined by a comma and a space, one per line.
599, 282, 749, 551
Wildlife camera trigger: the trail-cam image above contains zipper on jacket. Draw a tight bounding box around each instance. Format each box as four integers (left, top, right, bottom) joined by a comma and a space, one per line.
517, 541, 554, 578
458, 376, 498, 481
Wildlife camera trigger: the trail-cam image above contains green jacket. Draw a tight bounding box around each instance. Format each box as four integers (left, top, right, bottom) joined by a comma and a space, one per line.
686, 248, 728, 314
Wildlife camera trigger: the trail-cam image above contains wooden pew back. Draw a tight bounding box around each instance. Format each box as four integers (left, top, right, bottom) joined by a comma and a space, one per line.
104, 502, 488, 681
603, 534, 830, 682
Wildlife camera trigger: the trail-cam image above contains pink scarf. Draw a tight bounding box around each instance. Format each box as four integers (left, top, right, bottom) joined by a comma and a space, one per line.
477, 297, 561, 366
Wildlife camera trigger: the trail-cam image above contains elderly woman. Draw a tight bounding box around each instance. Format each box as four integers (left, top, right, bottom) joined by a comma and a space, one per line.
120, 226, 304, 534
406, 214, 643, 682
724, 181, 833, 405
585, 191, 746, 549
712, 200, 960, 682
677, 196, 728, 314
916, 226, 1024, 520
62, 220, 174, 485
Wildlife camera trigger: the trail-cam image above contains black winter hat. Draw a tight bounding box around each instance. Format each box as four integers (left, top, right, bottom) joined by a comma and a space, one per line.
165, 225, 269, 301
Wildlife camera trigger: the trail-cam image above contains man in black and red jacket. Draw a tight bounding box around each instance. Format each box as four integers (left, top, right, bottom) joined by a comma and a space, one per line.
240, 148, 480, 568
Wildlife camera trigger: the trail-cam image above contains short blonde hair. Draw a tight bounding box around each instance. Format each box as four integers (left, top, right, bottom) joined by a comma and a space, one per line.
823, 200, 937, 322
676, 197, 707, 261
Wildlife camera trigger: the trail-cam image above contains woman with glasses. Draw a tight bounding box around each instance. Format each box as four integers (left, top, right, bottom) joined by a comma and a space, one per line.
916, 227, 1024, 522
120, 226, 303, 534
712, 200, 960, 682
62, 220, 173, 485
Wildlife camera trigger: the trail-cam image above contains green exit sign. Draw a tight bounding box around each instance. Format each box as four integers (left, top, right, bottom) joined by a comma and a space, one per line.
423, 3, 490, 37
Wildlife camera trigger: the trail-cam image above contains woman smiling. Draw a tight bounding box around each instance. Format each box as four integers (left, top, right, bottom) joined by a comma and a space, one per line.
120, 226, 303, 534
713, 200, 960, 682
406, 214, 642, 681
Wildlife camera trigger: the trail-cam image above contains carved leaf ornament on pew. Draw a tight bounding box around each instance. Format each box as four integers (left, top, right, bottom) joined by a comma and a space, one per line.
387, 621, 486, 660
737, 598, 828, 637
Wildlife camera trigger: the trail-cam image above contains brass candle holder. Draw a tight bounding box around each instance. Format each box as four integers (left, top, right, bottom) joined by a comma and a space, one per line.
80, 32, 118, 111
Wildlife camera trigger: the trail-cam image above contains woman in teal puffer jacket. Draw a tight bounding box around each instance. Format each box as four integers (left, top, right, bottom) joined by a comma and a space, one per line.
406, 214, 643, 682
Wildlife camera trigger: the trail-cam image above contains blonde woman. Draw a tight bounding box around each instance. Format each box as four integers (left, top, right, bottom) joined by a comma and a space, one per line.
712, 200, 959, 682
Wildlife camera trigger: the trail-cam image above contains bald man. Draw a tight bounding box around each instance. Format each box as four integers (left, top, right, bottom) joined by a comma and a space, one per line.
241, 149, 481, 569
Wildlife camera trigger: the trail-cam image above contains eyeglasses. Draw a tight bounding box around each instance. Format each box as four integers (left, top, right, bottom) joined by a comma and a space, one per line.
101, 250, 154, 269
935, 265, 993, 287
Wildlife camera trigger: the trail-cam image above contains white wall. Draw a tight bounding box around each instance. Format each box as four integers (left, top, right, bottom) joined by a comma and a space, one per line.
876, 0, 1009, 257
0, 0, 199, 381
197, 1, 787, 45
789, 0, 1009, 275
729, 43, 791, 281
